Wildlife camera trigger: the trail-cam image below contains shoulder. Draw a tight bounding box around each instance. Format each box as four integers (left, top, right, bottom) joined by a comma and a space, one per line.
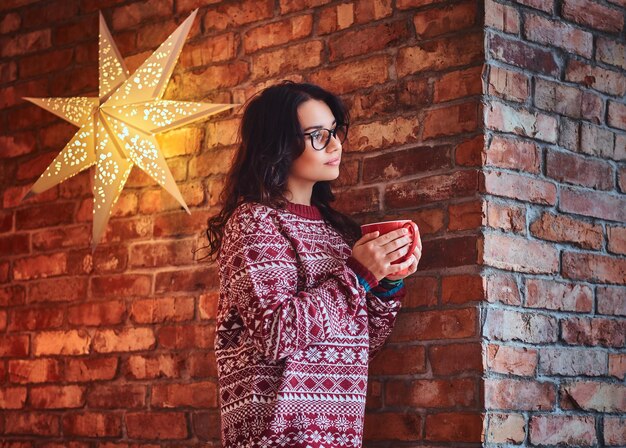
226, 201, 283, 236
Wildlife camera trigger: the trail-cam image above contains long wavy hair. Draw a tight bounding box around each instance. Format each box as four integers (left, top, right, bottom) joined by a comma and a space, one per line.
198, 81, 362, 262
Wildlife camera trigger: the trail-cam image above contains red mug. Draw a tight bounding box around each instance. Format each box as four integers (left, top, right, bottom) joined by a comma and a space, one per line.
360, 220, 420, 276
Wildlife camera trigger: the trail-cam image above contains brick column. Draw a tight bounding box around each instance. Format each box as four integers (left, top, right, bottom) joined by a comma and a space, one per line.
482, 0, 626, 445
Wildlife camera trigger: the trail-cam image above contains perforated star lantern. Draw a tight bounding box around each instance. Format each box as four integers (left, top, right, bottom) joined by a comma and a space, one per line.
22, 9, 236, 249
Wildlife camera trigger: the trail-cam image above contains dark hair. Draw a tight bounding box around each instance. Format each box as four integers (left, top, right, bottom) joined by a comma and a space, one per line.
197, 81, 361, 261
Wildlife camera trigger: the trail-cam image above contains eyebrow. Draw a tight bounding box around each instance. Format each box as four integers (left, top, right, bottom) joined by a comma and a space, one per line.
303, 120, 336, 132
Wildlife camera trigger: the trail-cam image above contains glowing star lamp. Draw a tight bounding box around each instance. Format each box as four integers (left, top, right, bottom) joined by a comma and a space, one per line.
22, 9, 236, 250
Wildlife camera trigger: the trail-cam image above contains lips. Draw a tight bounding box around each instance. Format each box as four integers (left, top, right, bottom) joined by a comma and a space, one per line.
325, 157, 340, 165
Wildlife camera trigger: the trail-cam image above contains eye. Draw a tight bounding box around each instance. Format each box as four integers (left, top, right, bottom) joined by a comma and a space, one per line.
311, 130, 324, 142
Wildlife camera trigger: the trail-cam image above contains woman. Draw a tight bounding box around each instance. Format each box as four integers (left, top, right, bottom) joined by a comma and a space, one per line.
204, 81, 422, 447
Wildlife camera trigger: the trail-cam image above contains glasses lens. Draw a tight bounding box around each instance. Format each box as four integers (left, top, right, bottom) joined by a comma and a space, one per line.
311, 129, 330, 150
336, 124, 348, 144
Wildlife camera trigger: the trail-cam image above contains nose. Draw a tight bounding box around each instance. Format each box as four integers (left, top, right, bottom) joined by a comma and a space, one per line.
326, 133, 341, 152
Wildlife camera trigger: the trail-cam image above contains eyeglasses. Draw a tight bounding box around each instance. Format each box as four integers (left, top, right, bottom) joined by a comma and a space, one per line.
302, 124, 348, 151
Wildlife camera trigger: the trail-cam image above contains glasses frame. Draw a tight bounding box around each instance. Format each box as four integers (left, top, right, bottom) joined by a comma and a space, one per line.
302, 124, 349, 151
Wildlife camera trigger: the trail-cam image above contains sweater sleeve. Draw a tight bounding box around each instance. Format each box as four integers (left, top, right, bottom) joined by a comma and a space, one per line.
366, 283, 404, 361
222, 205, 370, 362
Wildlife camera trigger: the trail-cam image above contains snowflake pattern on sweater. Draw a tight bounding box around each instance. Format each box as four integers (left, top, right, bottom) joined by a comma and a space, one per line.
215, 201, 405, 448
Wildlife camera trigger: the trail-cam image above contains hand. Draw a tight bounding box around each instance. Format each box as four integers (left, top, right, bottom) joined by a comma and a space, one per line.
385, 242, 422, 281
351, 227, 417, 281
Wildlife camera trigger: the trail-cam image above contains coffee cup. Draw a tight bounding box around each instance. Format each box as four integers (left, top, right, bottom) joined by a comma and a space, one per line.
360, 220, 420, 277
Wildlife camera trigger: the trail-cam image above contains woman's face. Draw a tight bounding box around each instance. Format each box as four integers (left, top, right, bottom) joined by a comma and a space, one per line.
289, 99, 342, 184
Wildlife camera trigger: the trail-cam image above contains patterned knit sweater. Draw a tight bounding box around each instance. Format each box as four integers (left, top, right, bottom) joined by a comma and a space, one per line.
215, 201, 405, 448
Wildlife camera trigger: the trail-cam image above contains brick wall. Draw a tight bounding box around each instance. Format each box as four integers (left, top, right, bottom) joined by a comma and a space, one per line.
0, 0, 485, 445
482, 0, 626, 445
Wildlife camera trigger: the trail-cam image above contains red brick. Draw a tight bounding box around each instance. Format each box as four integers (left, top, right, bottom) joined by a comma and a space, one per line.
279, 0, 332, 14
389, 308, 477, 342
488, 33, 558, 76
386, 170, 479, 208
348, 116, 420, 153
538, 347, 607, 376
0, 386, 27, 409
397, 32, 483, 77
369, 345, 426, 375
485, 200, 525, 233
530, 212, 603, 250
547, 150, 613, 190
418, 235, 479, 270
485, 378, 555, 410
597, 286, 626, 316
65, 357, 118, 382
559, 187, 626, 222
486, 413, 525, 443
317, 2, 354, 35
387, 378, 478, 408
180, 32, 237, 67
363, 412, 421, 441
530, 415, 596, 445
189, 350, 218, 379
329, 20, 409, 61
203, 0, 274, 31
12, 253, 67, 281
486, 344, 538, 376
620, 166, 626, 192
8, 359, 61, 384
485, 273, 521, 305
413, 0, 476, 38
0, 29, 51, 58
485, 308, 558, 343
310, 55, 388, 95
561, 381, 626, 412
62, 412, 122, 437
0, 11, 20, 34
125, 354, 185, 380
129, 241, 195, 268
244, 14, 312, 53
562, 251, 626, 284
179, 60, 249, 95
192, 410, 221, 441
487, 65, 528, 102
8, 306, 64, 331
86, 384, 146, 409
597, 37, 626, 71
525, 278, 593, 312
90, 274, 152, 298
4, 412, 60, 436
442, 275, 484, 304
424, 102, 480, 140
608, 100, 626, 131
19, 48, 73, 78
525, 13, 592, 58
152, 382, 218, 408
605, 416, 626, 445
562, 0, 624, 33
456, 134, 484, 166
92, 328, 156, 354
607, 226, 626, 256
363, 145, 450, 182
485, 101, 558, 142
130, 296, 194, 324
609, 353, 626, 379
481, 171, 556, 205
485, 0, 520, 33
566, 59, 626, 97
33, 330, 91, 356
157, 324, 215, 350
334, 187, 381, 215
580, 122, 624, 161
15, 202, 75, 230
448, 200, 483, 231
402, 275, 438, 308
434, 66, 482, 103
125, 411, 188, 439
30, 385, 85, 409
424, 412, 482, 442
29, 277, 88, 304
561, 316, 626, 347
429, 342, 482, 375
483, 233, 559, 274
534, 77, 601, 122
66, 301, 126, 327
385, 208, 446, 238
0, 285, 26, 307
486, 135, 540, 173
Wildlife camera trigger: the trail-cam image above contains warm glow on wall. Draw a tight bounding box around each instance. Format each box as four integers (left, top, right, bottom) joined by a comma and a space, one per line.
22, 9, 236, 249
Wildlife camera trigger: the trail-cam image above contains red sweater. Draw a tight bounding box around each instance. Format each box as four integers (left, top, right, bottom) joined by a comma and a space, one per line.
215, 201, 405, 447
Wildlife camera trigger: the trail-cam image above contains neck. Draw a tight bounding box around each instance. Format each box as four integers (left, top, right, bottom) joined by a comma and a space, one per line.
285, 179, 314, 206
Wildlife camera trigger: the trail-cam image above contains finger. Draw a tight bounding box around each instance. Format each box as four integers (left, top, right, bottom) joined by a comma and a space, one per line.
385, 243, 412, 262
381, 235, 412, 254
376, 227, 409, 244
357, 231, 379, 245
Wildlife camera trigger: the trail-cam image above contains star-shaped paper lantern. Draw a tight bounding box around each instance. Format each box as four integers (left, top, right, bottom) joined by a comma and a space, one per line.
22, 9, 236, 249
